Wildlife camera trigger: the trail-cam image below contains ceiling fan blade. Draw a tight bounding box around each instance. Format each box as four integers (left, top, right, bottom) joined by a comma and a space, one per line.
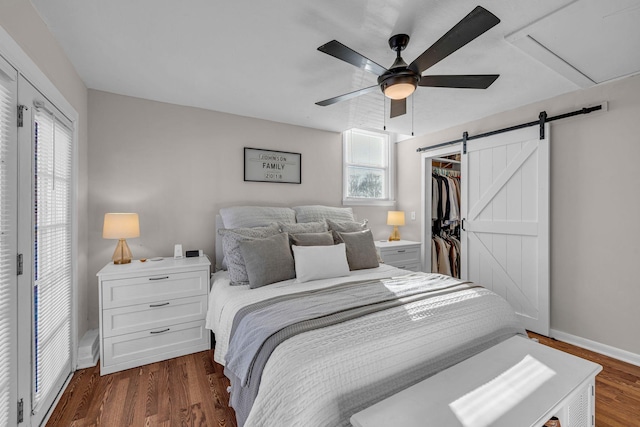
419, 74, 499, 89
409, 6, 500, 74
316, 85, 379, 107
318, 40, 388, 76
390, 98, 406, 118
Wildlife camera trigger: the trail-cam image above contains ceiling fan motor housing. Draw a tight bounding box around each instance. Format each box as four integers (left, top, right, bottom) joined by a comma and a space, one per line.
379, 33, 421, 99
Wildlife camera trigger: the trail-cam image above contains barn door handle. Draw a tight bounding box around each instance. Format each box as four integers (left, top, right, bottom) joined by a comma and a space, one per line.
461, 219, 466, 231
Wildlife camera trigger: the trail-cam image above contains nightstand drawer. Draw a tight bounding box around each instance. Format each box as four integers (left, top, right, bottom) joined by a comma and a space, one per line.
103, 320, 208, 370
381, 248, 419, 264
102, 295, 208, 338
388, 262, 421, 272
102, 270, 208, 309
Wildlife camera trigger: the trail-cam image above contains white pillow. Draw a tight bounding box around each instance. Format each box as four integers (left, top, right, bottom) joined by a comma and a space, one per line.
292, 243, 350, 283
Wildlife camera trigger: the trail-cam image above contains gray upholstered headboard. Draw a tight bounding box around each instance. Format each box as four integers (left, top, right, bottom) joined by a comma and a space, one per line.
215, 214, 224, 269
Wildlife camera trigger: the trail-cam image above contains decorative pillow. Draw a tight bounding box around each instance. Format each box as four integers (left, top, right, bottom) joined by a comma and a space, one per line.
220, 206, 296, 229
292, 243, 350, 283
239, 233, 295, 289
334, 229, 380, 271
290, 231, 334, 247
278, 221, 328, 234
219, 224, 280, 285
327, 218, 368, 233
293, 205, 354, 223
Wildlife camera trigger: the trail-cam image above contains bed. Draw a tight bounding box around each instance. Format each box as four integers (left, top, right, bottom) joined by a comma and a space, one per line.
206, 205, 526, 427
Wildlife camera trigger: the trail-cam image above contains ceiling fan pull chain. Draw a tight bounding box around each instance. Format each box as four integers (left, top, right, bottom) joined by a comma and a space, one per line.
411, 94, 415, 136
383, 97, 386, 131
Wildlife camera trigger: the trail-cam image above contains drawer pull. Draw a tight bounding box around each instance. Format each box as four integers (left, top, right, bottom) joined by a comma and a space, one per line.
397, 250, 406, 253
149, 276, 170, 281
398, 266, 406, 269
150, 328, 170, 334
149, 302, 170, 308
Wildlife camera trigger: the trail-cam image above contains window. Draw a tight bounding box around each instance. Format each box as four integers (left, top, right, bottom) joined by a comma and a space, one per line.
343, 129, 394, 206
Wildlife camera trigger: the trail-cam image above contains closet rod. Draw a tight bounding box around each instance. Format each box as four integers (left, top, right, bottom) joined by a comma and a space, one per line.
416, 104, 603, 153
431, 157, 461, 164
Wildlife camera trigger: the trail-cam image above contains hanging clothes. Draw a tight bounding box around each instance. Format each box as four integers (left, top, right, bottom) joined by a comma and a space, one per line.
431, 169, 460, 224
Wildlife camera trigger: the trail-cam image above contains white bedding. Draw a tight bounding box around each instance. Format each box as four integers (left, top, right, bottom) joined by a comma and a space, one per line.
206, 266, 525, 427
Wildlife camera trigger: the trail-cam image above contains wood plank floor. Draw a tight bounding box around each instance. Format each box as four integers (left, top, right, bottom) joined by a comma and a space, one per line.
529, 332, 640, 427
47, 334, 640, 426
46, 351, 236, 427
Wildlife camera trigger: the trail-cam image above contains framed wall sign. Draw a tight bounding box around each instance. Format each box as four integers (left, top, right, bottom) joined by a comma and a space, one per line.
244, 147, 302, 184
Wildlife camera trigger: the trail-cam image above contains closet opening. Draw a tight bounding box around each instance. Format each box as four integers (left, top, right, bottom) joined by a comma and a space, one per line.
430, 154, 461, 278
421, 145, 462, 279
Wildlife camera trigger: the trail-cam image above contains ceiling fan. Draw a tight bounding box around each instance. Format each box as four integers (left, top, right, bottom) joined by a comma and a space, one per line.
316, 6, 501, 118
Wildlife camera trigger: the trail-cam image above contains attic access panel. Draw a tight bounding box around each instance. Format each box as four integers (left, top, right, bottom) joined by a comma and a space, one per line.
506, 0, 640, 88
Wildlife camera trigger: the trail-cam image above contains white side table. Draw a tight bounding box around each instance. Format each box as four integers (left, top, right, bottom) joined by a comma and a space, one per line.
97, 256, 211, 375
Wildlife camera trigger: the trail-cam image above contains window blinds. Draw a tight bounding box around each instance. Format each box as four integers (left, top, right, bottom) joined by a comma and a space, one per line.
0, 60, 17, 427
32, 106, 72, 411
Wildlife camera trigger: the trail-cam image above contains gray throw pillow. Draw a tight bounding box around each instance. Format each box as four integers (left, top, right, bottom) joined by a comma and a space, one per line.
239, 233, 295, 289
334, 229, 380, 271
219, 224, 280, 285
219, 206, 295, 228
290, 231, 334, 247
278, 221, 328, 234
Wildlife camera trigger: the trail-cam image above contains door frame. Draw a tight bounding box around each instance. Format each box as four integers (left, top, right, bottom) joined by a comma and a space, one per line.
420, 144, 462, 273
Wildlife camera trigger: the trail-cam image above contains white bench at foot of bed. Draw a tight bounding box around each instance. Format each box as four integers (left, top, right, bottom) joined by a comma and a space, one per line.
351, 335, 602, 427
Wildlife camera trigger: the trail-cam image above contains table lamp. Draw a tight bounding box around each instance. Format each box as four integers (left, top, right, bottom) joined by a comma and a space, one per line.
103, 213, 140, 264
387, 211, 405, 241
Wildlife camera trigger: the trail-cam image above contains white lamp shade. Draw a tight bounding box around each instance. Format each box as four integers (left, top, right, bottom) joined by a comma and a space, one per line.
103, 213, 140, 239
387, 211, 405, 226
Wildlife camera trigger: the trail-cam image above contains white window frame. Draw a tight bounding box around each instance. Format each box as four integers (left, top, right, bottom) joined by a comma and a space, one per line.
342, 128, 395, 207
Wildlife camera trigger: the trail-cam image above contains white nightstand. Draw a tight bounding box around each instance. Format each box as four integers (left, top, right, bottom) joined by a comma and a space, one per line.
97, 256, 211, 375
374, 240, 422, 272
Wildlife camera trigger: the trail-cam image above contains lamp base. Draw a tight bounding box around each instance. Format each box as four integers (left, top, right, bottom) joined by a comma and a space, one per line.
112, 238, 133, 264
388, 226, 401, 241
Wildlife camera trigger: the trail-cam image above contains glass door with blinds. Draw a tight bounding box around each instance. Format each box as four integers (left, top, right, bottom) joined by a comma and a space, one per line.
17, 75, 74, 427
0, 54, 18, 427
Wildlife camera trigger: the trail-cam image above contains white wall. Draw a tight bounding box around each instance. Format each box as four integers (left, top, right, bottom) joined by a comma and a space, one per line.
87, 90, 389, 328
397, 73, 640, 355
0, 1, 90, 341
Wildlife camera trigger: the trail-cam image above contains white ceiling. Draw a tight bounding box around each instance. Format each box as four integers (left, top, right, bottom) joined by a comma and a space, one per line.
29, 0, 640, 137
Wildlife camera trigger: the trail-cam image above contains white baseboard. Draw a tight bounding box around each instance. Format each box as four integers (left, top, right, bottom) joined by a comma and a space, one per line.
550, 328, 640, 367
76, 329, 99, 369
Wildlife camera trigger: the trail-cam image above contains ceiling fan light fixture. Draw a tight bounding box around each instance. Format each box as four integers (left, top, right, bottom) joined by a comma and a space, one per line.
384, 82, 416, 100
381, 72, 419, 100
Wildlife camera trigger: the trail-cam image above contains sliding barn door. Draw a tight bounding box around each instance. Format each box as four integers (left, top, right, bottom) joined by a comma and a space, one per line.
461, 124, 550, 335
